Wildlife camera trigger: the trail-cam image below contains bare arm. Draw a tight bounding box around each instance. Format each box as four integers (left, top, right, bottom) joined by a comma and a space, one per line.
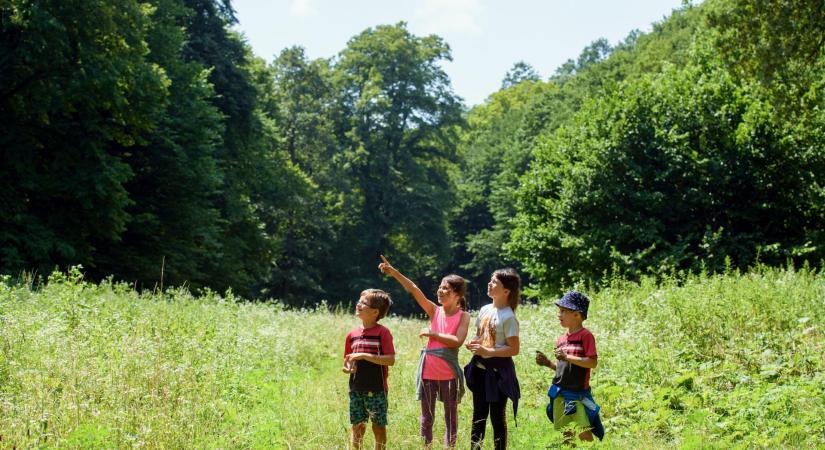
535, 350, 557, 370
467, 335, 520, 358
378, 255, 436, 318
346, 352, 396, 366
559, 353, 597, 368
422, 312, 471, 348
555, 347, 598, 368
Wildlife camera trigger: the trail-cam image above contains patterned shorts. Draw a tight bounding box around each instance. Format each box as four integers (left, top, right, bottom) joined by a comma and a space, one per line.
349, 391, 388, 426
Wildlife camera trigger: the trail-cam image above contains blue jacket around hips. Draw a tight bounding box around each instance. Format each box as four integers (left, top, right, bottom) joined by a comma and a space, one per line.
464, 355, 520, 421
547, 384, 605, 440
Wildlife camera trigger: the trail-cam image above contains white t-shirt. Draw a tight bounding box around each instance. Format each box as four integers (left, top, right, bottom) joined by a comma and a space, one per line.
475, 303, 519, 355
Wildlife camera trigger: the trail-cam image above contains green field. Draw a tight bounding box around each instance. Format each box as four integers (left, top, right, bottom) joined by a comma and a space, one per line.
1, 266, 823, 449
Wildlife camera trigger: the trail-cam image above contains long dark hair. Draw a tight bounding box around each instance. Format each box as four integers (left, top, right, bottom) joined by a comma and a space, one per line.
442, 274, 467, 310
492, 268, 521, 311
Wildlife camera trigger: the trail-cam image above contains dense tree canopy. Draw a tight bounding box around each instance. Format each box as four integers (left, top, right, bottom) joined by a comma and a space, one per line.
2, 0, 824, 307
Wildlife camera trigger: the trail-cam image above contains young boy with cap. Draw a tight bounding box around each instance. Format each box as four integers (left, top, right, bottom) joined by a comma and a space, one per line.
535, 290, 604, 442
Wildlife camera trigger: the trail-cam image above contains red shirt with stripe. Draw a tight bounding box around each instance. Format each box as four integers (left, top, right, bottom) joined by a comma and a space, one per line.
552, 327, 597, 390
344, 324, 395, 392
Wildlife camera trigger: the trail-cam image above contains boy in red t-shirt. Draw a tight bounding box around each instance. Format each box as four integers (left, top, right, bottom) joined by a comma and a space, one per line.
343, 289, 395, 449
536, 290, 604, 442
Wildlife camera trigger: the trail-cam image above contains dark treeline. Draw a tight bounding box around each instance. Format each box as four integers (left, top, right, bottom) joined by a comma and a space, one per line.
2, 0, 823, 311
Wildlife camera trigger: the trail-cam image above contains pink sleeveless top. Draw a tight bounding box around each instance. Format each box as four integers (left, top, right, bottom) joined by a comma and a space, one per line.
423, 306, 463, 380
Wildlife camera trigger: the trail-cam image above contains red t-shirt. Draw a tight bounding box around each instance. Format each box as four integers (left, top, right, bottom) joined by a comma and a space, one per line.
552, 327, 597, 390
344, 324, 395, 392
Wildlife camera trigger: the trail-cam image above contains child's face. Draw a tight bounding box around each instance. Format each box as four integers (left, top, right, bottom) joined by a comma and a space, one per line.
557, 306, 582, 329
355, 295, 379, 321
487, 275, 509, 303
436, 281, 459, 307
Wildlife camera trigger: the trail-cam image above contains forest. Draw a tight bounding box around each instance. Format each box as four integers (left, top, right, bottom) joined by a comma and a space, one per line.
2, 0, 824, 311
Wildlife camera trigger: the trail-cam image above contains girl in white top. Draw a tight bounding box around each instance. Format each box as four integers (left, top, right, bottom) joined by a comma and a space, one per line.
464, 268, 521, 450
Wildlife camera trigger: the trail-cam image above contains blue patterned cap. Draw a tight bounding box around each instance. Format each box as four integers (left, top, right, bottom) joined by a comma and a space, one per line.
555, 291, 590, 319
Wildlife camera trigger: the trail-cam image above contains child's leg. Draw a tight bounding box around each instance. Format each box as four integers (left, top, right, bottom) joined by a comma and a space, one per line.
439, 379, 459, 448
366, 391, 389, 450
578, 430, 594, 442
489, 397, 508, 450
371, 423, 387, 450
553, 398, 594, 443
351, 423, 366, 450
420, 380, 437, 445
350, 392, 369, 450
443, 401, 458, 448
470, 388, 490, 449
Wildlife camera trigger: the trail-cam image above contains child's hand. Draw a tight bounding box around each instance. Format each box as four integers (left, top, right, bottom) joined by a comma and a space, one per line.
464, 337, 480, 351
472, 345, 491, 357
346, 353, 366, 362
554, 347, 568, 361
466, 340, 490, 356
378, 255, 395, 274
535, 350, 551, 366
342, 360, 357, 374
419, 327, 432, 338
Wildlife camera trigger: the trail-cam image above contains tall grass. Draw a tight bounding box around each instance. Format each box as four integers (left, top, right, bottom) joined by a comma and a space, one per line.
0, 266, 823, 448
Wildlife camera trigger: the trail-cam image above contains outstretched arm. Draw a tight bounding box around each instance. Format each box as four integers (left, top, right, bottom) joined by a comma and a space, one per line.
378, 255, 436, 318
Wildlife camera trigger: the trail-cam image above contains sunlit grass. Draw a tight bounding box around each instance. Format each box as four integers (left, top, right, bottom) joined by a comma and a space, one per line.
0, 266, 823, 448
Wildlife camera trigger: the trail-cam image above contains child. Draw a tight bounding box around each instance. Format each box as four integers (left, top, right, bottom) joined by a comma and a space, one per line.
464, 268, 522, 450
378, 255, 470, 449
343, 288, 396, 450
535, 290, 604, 442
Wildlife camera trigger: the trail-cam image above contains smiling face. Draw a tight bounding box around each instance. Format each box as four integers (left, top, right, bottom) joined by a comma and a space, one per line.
436, 280, 460, 307
355, 295, 379, 322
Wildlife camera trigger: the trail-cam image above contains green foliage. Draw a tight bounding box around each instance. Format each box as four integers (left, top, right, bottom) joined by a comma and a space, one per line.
3, 0, 825, 313
91, 0, 226, 292
175, 0, 273, 297
510, 63, 825, 294
451, 4, 704, 302
329, 22, 464, 310
498, 1, 825, 295
256, 47, 341, 304
2, 267, 822, 448
501, 61, 541, 89
0, 0, 320, 301
451, 80, 555, 304
705, 0, 825, 99
0, 0, 167, 274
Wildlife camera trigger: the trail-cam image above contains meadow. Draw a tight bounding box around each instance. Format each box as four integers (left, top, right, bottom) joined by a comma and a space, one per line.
0, 266, 823, 449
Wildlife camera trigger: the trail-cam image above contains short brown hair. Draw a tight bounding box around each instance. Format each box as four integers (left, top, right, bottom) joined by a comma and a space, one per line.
361, 288, 393, 320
